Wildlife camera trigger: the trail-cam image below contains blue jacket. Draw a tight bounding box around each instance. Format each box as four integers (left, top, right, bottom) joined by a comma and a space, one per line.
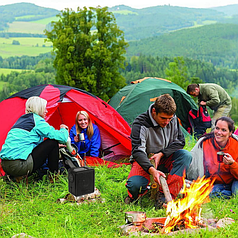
70, 123, 101, 157
0, 113, 68, 160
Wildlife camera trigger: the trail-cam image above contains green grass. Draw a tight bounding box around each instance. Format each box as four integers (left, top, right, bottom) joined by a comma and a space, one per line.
7, 21, 47, 34
15, 15, 44, 20
112, 10, 138, 15
1, 156, 238, 237
0, 68, 27, 76
0, 81, 8, 90
0, 37, 52, 58
33, 16, 59, 25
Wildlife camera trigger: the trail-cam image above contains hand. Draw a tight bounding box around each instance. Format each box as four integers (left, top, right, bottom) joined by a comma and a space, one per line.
150, 152, 164, 168
148, 167, 166, 185
59, 143, 66, 148
223, 153, 235, 165
74, 135, 79, 142
200, 101, 206, 106
60, 124, 69, 130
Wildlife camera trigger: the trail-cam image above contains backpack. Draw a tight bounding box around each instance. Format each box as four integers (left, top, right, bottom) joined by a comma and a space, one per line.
188, 106, 211, 139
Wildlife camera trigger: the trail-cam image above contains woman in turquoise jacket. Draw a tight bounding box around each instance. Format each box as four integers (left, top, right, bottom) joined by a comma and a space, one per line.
70, 111, 101, 158
0, 96, 69, 179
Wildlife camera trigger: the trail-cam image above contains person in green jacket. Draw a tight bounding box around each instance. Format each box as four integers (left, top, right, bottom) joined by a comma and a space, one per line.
187, 83, 232, 130
0, 96, 69, 181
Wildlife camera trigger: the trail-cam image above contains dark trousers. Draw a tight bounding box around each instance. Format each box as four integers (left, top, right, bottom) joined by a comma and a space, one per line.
32, 139, 59, 173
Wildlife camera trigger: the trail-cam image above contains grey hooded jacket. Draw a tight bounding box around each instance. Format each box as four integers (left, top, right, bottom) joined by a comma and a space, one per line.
130, 104, 185, 173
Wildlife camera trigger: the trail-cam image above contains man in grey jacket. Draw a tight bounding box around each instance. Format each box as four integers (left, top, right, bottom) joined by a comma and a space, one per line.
125, 94, 192, 207
187, 83, 232, 129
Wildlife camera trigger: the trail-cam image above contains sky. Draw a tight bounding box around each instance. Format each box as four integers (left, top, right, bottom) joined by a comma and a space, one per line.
0, 0, 238, 11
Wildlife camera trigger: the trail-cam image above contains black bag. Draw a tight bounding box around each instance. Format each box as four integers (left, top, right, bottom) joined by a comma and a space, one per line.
188, 106, 211, 138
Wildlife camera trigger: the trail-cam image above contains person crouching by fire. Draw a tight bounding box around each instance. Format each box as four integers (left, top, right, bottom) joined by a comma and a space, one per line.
125, 94, 192, 208
187, 116, 238, 198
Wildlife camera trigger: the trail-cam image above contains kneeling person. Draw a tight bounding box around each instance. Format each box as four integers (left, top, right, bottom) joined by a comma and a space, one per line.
125, 94, 192, 206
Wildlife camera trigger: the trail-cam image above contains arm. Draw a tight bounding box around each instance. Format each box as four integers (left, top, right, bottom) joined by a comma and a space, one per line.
131, 122, 153, 172
69, 125, 81, 150
34, 115, 68, 143
203, 87, 220, 108
89, 125, 101, 157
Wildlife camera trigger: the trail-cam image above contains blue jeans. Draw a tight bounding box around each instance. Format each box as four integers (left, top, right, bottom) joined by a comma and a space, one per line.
210, 180, 238, 199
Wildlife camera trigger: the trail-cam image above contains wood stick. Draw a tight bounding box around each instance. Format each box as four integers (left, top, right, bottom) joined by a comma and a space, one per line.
159, 176, 172, 203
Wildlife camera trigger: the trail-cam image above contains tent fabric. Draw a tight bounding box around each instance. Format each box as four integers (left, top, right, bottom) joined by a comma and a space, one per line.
0, 84, 132, 176
108, 77, 198, 131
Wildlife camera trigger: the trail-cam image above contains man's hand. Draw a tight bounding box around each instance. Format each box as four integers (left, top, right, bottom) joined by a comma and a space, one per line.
200, 101, 206, 106
150, 152, 164, 168
148, 167, 166, 185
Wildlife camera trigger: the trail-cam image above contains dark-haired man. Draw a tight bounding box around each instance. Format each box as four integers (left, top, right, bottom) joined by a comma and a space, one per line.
125, 94, 192, 207
187, 83, 231, 129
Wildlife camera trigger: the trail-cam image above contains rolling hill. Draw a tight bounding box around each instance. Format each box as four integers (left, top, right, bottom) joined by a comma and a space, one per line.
126, 23, 238, 68
1, 2, 238, 67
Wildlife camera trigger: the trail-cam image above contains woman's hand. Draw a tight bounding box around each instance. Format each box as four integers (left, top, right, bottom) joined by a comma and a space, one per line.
74, 135, 79, 142
60, 124, 69, 130
223, 153, 235, 165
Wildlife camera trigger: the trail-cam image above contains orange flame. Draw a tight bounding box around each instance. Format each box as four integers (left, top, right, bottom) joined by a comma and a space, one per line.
162, 176, 215, 234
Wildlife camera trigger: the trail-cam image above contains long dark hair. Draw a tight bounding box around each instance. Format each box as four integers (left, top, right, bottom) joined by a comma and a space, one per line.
199, 116, 235, 147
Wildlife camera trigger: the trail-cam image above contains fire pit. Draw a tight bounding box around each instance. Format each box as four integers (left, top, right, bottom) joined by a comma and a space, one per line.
121, 176, 235, 236
120, 215, 234, 236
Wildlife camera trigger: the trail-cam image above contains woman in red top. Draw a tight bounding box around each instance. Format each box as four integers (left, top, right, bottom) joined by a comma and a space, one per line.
194, 117, 238, 198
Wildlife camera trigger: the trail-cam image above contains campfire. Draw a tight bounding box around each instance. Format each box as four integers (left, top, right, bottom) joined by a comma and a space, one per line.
121, 176, 234, 236
162, 176, 215, 233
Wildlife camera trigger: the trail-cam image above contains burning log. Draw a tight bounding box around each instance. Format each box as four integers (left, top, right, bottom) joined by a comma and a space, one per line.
161, 176, 215, 233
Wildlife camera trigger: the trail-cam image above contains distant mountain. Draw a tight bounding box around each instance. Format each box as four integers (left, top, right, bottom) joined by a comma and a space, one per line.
211, 4, 238, 16
126, 23, 238, 68
109, 5, 226, 40
0, 2, 59, 31
1, 2, 238, 68
1, 2, 237, 41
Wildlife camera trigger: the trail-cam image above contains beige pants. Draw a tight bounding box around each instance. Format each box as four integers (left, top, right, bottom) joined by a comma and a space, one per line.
211, 104, 232, 130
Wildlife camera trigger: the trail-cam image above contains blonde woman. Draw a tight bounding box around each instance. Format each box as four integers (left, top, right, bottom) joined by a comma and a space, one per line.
0, 96, 69, 180
70, 111, 101, 158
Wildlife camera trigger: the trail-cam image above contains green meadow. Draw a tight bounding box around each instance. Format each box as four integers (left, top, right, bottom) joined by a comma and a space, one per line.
0, 81, 8, 90
7, 21, 46, 34
0, 37, 52, 58
0, 68, 29, 76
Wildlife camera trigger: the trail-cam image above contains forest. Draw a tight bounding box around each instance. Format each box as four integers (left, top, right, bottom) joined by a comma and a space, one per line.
1, 3, 238, 121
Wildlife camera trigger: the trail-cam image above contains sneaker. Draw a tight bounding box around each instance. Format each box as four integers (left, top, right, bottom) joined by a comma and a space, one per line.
155, 191, 166, 209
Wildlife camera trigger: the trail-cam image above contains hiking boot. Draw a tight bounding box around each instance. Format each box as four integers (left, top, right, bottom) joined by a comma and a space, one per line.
155, 191, 166, 209
124, 195, 135, 204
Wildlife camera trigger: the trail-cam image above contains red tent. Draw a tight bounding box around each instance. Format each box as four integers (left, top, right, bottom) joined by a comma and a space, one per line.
0, 84, 132, 176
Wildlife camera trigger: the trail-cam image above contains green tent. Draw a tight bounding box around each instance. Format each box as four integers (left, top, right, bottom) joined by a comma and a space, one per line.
109, 77, 198, 132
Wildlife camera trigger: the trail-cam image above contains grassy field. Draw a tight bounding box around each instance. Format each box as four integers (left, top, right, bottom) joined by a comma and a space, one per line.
1, 138, 238, 238
7, 21, 47, 34
0, 37, 52, 58
0, 81, 8, 90
1, 164, 238, 238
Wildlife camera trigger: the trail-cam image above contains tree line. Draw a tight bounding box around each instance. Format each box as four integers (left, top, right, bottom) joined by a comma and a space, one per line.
1, 6, 238, 124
